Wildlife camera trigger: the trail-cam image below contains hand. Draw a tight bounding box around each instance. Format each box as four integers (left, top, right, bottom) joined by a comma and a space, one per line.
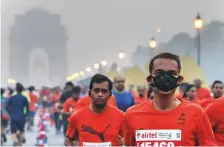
117, 135, 124, 146
64, 137, 75, 146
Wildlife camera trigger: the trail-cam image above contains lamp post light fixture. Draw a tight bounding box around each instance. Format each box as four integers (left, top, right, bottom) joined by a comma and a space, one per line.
194, 13, 203, 66
86, 67, 91, 72
149, 37, 157, 58
149, 37, 157, 49
94, 63, 100, 69
118, 51, 125, 60
79, 71, 84, 76
101, 60, 107, 66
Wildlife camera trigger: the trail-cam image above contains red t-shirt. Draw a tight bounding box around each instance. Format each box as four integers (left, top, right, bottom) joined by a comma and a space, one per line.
63, 97, 79, 120
134, 96, 148, 105
66, 105, 125, 146
206, 97, 224, 145
51, 93, 61, 103
29, 93, 38, 112
124, 98, 217, 146
196, 88, 212, 101
199, 98, 214, 109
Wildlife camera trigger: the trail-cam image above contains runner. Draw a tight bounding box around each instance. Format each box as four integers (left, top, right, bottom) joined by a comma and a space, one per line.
113, 76, 135, 112
63, 86, 81, 134
200, 80, 223, 108
124, 52, 216, 146
1, 88, 9, 145
193, 78, 211, 100
27, 86, 38, 131
59, 82, 74, 135
65, 74, 124, 146
176, 82, 189, 99
182, 84, 200, 104
206, 96, 224, 145
134, 85, 148, 104
6, 83, 29, 146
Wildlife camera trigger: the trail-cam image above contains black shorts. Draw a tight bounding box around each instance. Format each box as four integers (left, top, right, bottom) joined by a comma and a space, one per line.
10, 120, 26, 133
1, 119, 9, 128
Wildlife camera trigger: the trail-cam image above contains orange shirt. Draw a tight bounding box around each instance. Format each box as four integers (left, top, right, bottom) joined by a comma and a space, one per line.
124, 99, 216, 146
185, 97, 201, 106
63, 97, 79, 119
51, 93, 61, 103
76, 95, 117, 109
206, 97, 224, 145
66, 105, 125, 146
134, 96, 148, 105
29, 93, 38, 112
199, 98, 214, 109
196, 88, 211, 101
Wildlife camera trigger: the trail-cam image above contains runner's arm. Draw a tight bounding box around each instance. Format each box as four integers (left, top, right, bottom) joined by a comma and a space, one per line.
63, 101, 73, 116
64, 136, 75, 146
196, 110, 217, 146
65, 114, 77, 146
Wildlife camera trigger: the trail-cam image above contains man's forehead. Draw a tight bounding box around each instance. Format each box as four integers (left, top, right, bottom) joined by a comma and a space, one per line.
137, 85, 145, 89
93, 82, 109, 88
153, 58, 179, 71
115, 76, 125, 81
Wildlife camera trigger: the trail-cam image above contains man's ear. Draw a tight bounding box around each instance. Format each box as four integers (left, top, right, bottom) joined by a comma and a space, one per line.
178, 75, 184, 84
146, 75, 152, 83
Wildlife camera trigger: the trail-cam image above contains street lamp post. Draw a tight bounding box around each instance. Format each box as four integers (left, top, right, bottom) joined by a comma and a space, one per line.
118, 51, 125, 72
194, 14, 203, 66
149, 37, 157, 58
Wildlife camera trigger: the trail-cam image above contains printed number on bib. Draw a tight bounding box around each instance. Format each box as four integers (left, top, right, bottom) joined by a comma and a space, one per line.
83, 142, 112, 147
135, 129, 181, 147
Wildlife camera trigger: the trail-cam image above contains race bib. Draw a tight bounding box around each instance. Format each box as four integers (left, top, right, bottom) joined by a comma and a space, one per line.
83, 142, 112, 147
136, 129, 181, 147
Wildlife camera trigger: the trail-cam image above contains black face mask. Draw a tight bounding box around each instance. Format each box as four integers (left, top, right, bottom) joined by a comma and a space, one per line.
150, 71, 180, 92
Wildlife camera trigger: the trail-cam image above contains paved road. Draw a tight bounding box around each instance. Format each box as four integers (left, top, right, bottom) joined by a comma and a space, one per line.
3, 116, 64, 146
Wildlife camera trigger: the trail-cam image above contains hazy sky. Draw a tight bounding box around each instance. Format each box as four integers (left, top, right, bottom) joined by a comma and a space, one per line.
1, 0, 224, 85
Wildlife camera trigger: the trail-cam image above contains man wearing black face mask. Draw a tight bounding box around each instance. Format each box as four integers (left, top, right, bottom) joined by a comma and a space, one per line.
124, 52, 216, 146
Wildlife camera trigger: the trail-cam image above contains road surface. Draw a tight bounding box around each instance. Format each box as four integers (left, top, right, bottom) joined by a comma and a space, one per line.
3, 115, 64, 146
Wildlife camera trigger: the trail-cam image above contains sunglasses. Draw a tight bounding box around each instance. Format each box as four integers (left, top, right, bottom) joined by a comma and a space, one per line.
93, 88, 109, 94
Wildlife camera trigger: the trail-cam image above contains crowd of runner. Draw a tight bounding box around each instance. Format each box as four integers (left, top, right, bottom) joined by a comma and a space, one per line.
1, 52, 224, 146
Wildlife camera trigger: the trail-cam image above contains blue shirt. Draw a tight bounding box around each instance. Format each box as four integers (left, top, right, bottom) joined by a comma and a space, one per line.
1, 96, 9, 117
113, 90, 135, 112
7, 94, 29, 121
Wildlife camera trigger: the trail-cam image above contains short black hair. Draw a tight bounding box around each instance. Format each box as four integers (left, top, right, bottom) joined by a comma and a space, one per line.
149, 52, 181, 74
8, 88, 14, 95
16, 82, 24, 93
72, 86, 81, 93
28, 86, 35, 93
89, 74, 113, 92
65, 82, 74, 87
212, 80, 223, 89
183, 84, 196, 98
1, 88, 5, 96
